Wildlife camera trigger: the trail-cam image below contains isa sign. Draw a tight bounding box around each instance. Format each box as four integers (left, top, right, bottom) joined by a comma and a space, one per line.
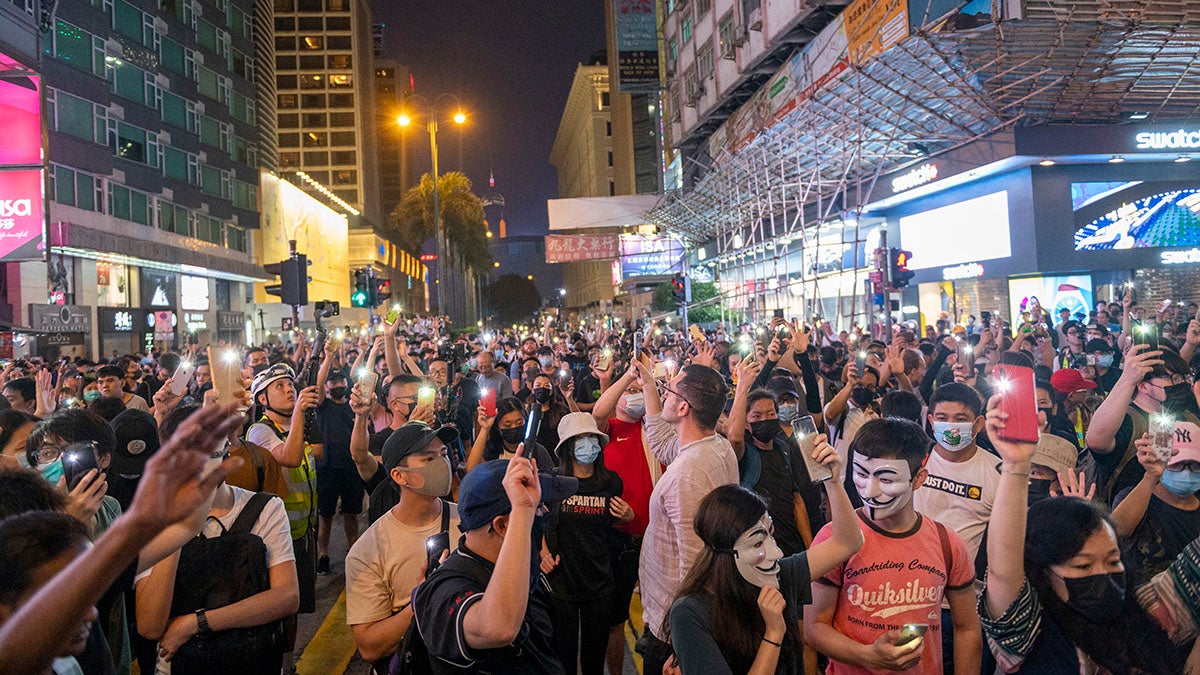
0, 169, 44, 261
619, 234, 683, 278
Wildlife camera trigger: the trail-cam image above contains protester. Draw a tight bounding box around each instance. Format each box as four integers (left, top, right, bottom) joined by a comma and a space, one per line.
96, 366, 150, 412
313, 348, 360, 576
468, 395, 556, 471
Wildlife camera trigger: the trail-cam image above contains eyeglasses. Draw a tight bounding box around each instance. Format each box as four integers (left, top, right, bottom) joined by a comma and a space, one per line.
34, 441, 68, 463
659, 382, 692, 408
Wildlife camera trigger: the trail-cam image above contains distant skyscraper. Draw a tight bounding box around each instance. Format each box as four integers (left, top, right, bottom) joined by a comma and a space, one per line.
375, 57, 411, 218
273, 0, 381, 225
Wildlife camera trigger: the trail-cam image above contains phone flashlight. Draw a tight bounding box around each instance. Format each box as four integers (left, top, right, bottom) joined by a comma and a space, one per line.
223, 350, 240, 364
357, 367, 369, 380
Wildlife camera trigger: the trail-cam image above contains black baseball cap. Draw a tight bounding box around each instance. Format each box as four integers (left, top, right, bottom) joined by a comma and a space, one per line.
457, 459, 577, 532
109, 409, 160, 475
381, 423, 459, 471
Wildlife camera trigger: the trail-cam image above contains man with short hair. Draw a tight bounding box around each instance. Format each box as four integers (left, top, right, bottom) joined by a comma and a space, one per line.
475, 350, 513, 399
193, 359, 213, 397
1, 377, 36, 415
345, 424, 460, 669
412, 451, 576, 673
349, 374, 435, 515
509, 337, 539, 384
245, 346, 269, 373
635, 362, 738, 674
135, 352, 178, 403
96, 366, 151, 412
314, 345, 360, 576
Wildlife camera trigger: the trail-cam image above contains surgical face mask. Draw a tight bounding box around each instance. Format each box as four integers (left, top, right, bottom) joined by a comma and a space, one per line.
622, 393, 645, 419
573, 436, 601, 465
83, 390, 100, 402
1059, 571, 1126, 616
852, 453, 914, 521
727, 515, 783, 588
38, 458, 64, 485
532, 387, 552, 404
1160, 467, 1200, 497
1028, 478, 1054, 506
328, 386, 348, 400
1163, 383, 1195, 413
850, 386, 876, 408
399, 455, 452, 497
931, 421, 975, 452
499, 426, 525, 446
749, 419, 783, 443
538, 356, 553, 368
1095, 354, 1114, 369
469, 357, 478, 370
777, 403, 799, 423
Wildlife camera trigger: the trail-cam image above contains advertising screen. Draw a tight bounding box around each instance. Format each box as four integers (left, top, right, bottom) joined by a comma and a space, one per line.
1008, 275, 1093, 325
180, 274, 210, 311
0, 72, 42, 165
619, 234, 683, 278
1072, 181, 1200, 251
140, 270, 177, 308
257, 171, 350, 304
0, 169, 44, 261
898, 191, 1011, 270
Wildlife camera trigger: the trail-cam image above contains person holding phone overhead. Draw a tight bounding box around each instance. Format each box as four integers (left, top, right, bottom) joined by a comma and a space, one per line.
344, 423, 460, 670
666, 433, 861, 675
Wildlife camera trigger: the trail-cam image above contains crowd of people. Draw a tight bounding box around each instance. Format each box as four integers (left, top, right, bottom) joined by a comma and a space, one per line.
5, 292, 1200, 674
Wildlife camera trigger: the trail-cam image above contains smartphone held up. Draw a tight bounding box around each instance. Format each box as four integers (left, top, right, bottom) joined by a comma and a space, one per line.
992, 364, 1039, 443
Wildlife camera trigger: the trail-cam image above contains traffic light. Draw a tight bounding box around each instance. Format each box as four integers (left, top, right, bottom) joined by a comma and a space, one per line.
264, 254, 309, 306
890, 248, 914, 289
671, 273, 686, 304
351, 268, 370, 307
374, 277, 391, 306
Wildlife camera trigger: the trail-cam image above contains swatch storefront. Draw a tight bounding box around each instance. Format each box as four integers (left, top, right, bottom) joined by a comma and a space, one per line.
862, 121, 1200, 330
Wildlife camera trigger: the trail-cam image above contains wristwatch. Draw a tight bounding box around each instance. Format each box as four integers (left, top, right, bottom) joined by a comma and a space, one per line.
195, 608, 211, 634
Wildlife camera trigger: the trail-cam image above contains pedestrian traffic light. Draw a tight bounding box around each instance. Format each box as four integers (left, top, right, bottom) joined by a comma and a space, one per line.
351, 268, 370, 307
671, 274, 686, 304
374, 277, 391, 306
890, 248, 914, 289
264, 254, 309, 306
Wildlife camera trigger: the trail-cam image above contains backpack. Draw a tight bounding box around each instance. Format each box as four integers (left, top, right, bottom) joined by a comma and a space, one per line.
389, 502, 451, 675
168, 492, 285, 674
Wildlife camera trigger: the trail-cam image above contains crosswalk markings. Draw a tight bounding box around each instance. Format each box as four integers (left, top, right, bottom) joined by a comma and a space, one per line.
296, 589, 355, 675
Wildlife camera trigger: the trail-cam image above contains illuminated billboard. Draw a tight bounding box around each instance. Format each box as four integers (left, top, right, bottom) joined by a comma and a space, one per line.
898, 191, 1012, 270
1073, 181, 1200, 251
1008, 275, 1094, 326
0, 71, 41, 165
0, 169, 44, 261
256, 171, 350, 305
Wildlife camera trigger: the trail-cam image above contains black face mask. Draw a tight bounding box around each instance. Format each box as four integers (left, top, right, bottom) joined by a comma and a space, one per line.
1060, 571, 1126, 616
532, 387, 552, 404
328, 386, 348, 400
252, 363, 269, 376
749, 419, 783, 443
1028, 478, 1053, 506
850, 386, 876, 407
1163, 383, 1195, 414
499, 427, 525, 445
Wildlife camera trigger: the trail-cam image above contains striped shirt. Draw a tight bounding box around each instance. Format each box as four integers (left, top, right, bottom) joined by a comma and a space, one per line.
639, 413, 738, 639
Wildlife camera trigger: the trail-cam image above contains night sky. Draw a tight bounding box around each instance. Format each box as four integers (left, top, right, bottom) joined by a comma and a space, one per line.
369, 1, 607, 236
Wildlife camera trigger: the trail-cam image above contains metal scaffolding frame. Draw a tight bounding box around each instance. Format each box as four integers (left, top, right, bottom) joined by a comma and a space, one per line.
644, 0, 1200, 326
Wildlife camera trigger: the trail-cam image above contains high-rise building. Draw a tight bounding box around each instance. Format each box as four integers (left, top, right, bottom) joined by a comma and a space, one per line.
273, 0, 381, 225
375, 57, 411, 218
5, 0, 271, 356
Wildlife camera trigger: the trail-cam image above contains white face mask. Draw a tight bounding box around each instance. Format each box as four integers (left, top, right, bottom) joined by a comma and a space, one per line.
852, 453, 915, 521
622, 393, 646, 419
728, 514, 783, 588
931, 420, 975, 452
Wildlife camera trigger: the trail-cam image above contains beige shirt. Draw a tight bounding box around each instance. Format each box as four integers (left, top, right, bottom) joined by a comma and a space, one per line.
345, 501, 460, 625
639, 413, 738, 639
123, 393, 150, 412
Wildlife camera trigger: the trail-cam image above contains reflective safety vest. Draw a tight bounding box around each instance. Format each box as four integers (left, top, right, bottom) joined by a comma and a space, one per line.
251, 416, 317, 539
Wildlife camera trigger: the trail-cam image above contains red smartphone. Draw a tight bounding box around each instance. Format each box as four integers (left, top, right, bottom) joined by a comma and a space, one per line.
992, 364, 1039, 443
481, 387, 497, 417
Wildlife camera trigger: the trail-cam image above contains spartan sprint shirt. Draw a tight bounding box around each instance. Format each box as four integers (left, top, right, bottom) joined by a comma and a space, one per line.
815, 512, 974, 675
545, 471, 623, 603
913, 448, 1000, 564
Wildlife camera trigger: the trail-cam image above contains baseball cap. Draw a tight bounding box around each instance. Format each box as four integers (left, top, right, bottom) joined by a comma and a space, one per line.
381, 423, 460, 471
109, 409, 161, 475
457, 459, 578, 532
767, 376, 801, 400
1031, 433, 1078, 476
1050, 368, 1097, 394
1084, 338, 1113, 353
1169, 421, 1200, 467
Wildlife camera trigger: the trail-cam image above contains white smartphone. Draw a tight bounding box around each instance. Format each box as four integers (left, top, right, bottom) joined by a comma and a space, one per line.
355, 368, 379, 405
795, 416, 833, 482
170, 361, 195, 396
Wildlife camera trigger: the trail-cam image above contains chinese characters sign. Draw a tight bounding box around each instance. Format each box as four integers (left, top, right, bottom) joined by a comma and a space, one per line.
619, 234, 683, 278
614, 0, 660, 92
544, 234, 620, 263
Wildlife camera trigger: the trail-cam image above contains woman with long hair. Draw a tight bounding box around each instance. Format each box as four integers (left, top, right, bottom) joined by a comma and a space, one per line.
982, 393, 1198, 674
665, 433, 862, 674
466, 395, 555, 472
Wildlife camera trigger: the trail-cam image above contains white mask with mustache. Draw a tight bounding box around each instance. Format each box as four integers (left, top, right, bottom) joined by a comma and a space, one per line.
852, 453, 915, 521
729, 514, 784, 588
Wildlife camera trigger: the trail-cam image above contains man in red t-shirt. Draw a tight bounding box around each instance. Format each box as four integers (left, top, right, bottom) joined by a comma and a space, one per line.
805, 418, 982, 675
593, 364, 661, 675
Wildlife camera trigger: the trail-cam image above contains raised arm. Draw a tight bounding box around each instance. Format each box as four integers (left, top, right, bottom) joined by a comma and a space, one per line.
727, 357, 763, 460
1110, 435, 1163, 536
803, 438, 863, 578
1086, 344, 1160, 454
467, 407, 496, 472
983, 394, 1038, 618
593, 367, 635, 433
823, 362, 859, 424
349, 388, 381, 482
314, 340, 337, 405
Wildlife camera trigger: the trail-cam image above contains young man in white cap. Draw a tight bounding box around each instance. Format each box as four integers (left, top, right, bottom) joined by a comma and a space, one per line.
1112, 420, 1200, 584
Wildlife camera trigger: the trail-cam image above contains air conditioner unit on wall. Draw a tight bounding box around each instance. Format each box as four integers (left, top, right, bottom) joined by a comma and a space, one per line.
732, 24, 749, 45
721, 42, 736, 60
749, 8, 762, 31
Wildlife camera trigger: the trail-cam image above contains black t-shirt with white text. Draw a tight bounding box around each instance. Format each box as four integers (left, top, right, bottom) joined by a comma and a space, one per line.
546, 470, 623, 603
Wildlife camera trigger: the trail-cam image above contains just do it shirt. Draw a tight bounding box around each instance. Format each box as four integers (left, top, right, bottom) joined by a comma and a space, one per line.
814, 511, 974, 675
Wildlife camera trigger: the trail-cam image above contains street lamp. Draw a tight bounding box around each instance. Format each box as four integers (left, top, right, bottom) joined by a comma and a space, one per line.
397, 95, 467, 319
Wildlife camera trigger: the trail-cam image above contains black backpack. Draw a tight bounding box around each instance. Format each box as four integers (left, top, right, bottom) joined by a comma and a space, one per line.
168, 492, 286, 674
388, 502, 451, 675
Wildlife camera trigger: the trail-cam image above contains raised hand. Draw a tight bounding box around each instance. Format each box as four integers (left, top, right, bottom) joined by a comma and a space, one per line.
757, 585, 787, 642
985, 394, 1038, 465
293, 385, 320, 415
1133, 433, 1167, 482
503, 443, 541, 511
609, 495, 634, 523
1118, 344, 1163, 385
1052, 468, 1096, 500
869, 629, 925, 671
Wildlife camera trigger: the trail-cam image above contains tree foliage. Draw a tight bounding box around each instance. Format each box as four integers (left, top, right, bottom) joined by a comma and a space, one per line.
385, 171, 491, 272
487, 274, 542, 325
651, 280, 722, 324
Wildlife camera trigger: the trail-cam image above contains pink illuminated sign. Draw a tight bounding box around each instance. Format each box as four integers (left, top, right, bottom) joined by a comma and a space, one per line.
0, 169, 45, 261
0, 74, 42, 165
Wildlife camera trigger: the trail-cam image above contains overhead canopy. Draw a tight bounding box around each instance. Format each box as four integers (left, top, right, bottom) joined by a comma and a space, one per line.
547, 195, 665, 232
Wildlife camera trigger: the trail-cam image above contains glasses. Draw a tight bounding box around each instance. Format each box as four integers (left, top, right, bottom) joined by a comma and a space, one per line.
34, 441, 68, 463
659, 382, 692, 408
